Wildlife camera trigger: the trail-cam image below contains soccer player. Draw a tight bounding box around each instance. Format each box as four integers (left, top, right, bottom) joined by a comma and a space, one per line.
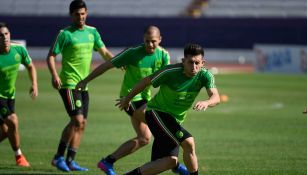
116, 43, 220, 175
76, 25, 188, 175
46, 0, 113, 172
0, 22, 38, 167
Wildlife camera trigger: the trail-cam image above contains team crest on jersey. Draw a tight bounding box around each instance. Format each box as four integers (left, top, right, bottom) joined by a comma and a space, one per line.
14, 54, 21, 62
88, 34, 94, 42
155, 60, 162, 68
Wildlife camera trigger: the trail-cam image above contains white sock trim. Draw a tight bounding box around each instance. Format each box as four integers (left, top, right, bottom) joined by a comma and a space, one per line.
15, 149, 22, 156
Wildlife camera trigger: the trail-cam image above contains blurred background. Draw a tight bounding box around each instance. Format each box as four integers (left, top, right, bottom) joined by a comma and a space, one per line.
1, 0, 307, 74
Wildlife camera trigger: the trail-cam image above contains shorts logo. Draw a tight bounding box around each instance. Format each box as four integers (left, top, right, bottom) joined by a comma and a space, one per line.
176, 131, 184, 139
75, 100, 82, 108
1, 108, 8, 115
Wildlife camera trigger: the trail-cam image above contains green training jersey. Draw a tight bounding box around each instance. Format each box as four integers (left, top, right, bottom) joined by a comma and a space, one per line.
0, 43, 32, 99
50, 25, 105, 89
147, 63, 216, 124
111, 44, 170, 101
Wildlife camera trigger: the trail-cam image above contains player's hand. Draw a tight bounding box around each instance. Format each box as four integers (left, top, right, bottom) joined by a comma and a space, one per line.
303, 108, 307, 114
115, 97, 131, 111
193, 101, 210, 111
29, 85, 38, 100
75, 80, 87, 91
52, 75, 62, 90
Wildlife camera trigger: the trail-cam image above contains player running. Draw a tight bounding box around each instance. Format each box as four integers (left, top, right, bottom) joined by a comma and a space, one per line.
117, 43, 220, 175
0, 22, 38, 167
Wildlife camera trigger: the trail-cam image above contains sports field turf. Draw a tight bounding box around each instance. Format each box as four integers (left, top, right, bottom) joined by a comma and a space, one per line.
0, 68, 307, 175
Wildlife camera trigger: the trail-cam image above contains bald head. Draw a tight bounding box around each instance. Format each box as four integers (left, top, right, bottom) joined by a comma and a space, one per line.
144, 25, 161, 37
143, 25, 162, 54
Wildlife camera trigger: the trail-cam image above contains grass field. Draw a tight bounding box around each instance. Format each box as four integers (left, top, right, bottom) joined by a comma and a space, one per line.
0, 68, 307, 175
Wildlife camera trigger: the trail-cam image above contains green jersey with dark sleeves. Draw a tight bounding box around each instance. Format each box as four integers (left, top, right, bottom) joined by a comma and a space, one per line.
111, 44, 170, 101
50, 25, 105, 89
0, 43, 32, 99
148, 63, 216, 124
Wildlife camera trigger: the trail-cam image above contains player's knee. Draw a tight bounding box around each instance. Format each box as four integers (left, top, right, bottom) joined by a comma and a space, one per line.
167, 156, 179, 168
5, 114, 18, 129
182, 137, 196, 153
138, 136, 151, 146
71, 117, 86, 130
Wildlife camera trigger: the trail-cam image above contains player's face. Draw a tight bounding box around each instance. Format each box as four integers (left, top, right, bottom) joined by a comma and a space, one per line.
144, 33, 161, 54
182, 54, 204, 77
71, 8, 88, 28
0, 27, 10, 48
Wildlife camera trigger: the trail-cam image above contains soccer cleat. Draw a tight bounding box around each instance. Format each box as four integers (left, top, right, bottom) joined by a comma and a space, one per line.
68, 160, 89, 171
15, 154, 30, 167
172, 163, 189, 175
97, 159, 116, 175
51, 156, 70, 172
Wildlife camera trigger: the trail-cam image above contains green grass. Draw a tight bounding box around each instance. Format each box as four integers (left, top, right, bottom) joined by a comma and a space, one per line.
1, 68, 307, 175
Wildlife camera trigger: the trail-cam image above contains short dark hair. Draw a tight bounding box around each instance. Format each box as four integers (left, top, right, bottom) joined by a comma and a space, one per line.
184, 43, 204, 58
0, 22, 8, 29
69, 0, 87, 14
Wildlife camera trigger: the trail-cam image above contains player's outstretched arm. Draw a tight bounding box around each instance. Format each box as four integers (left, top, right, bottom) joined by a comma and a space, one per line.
97, 46, 114, 61
76, 61, 114, 90
193, 88, 220, 111
25, 62, 38, 99
115, 76, 152, 111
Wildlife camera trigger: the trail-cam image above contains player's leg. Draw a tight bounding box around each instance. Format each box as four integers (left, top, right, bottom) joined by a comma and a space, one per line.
98, 101, 148, 175
51, 119, 75, 172
52, 89, 87, 172
147, 109, 190, 175
66, 90, 88, 171
66, 114, 88, 171
0, 98, 30, 167
181, 137, 199, 174
0, 121, 8, 142
124, 110, 180, 174
0, 98, 9, 142
64, 90, 88, 171
4, 113, 30, 167
4, 114, 19, 151
111, 104, 151, 159
125, 156, 178, 175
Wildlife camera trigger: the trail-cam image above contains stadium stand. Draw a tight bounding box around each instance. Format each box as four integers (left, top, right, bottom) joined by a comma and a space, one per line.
1, 0, 306, 18
0, 0, 191, 17
0, 0, 306, 63
202, 0, 307, 17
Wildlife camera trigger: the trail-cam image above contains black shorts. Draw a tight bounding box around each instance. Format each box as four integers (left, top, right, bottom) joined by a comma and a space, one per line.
145, 109, 192, 161
0, 97, 15, 125
59, 89, 89, 118
124, 99, 147, 117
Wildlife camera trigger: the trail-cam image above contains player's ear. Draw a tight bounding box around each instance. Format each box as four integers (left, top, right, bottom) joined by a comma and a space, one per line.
181, 57, 185, 63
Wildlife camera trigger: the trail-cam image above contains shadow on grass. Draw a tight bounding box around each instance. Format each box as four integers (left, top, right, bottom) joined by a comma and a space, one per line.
0, 164, 87, 174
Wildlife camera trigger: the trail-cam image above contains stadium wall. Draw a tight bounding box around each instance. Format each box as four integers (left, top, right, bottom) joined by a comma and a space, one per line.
0, 16, 307, 49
